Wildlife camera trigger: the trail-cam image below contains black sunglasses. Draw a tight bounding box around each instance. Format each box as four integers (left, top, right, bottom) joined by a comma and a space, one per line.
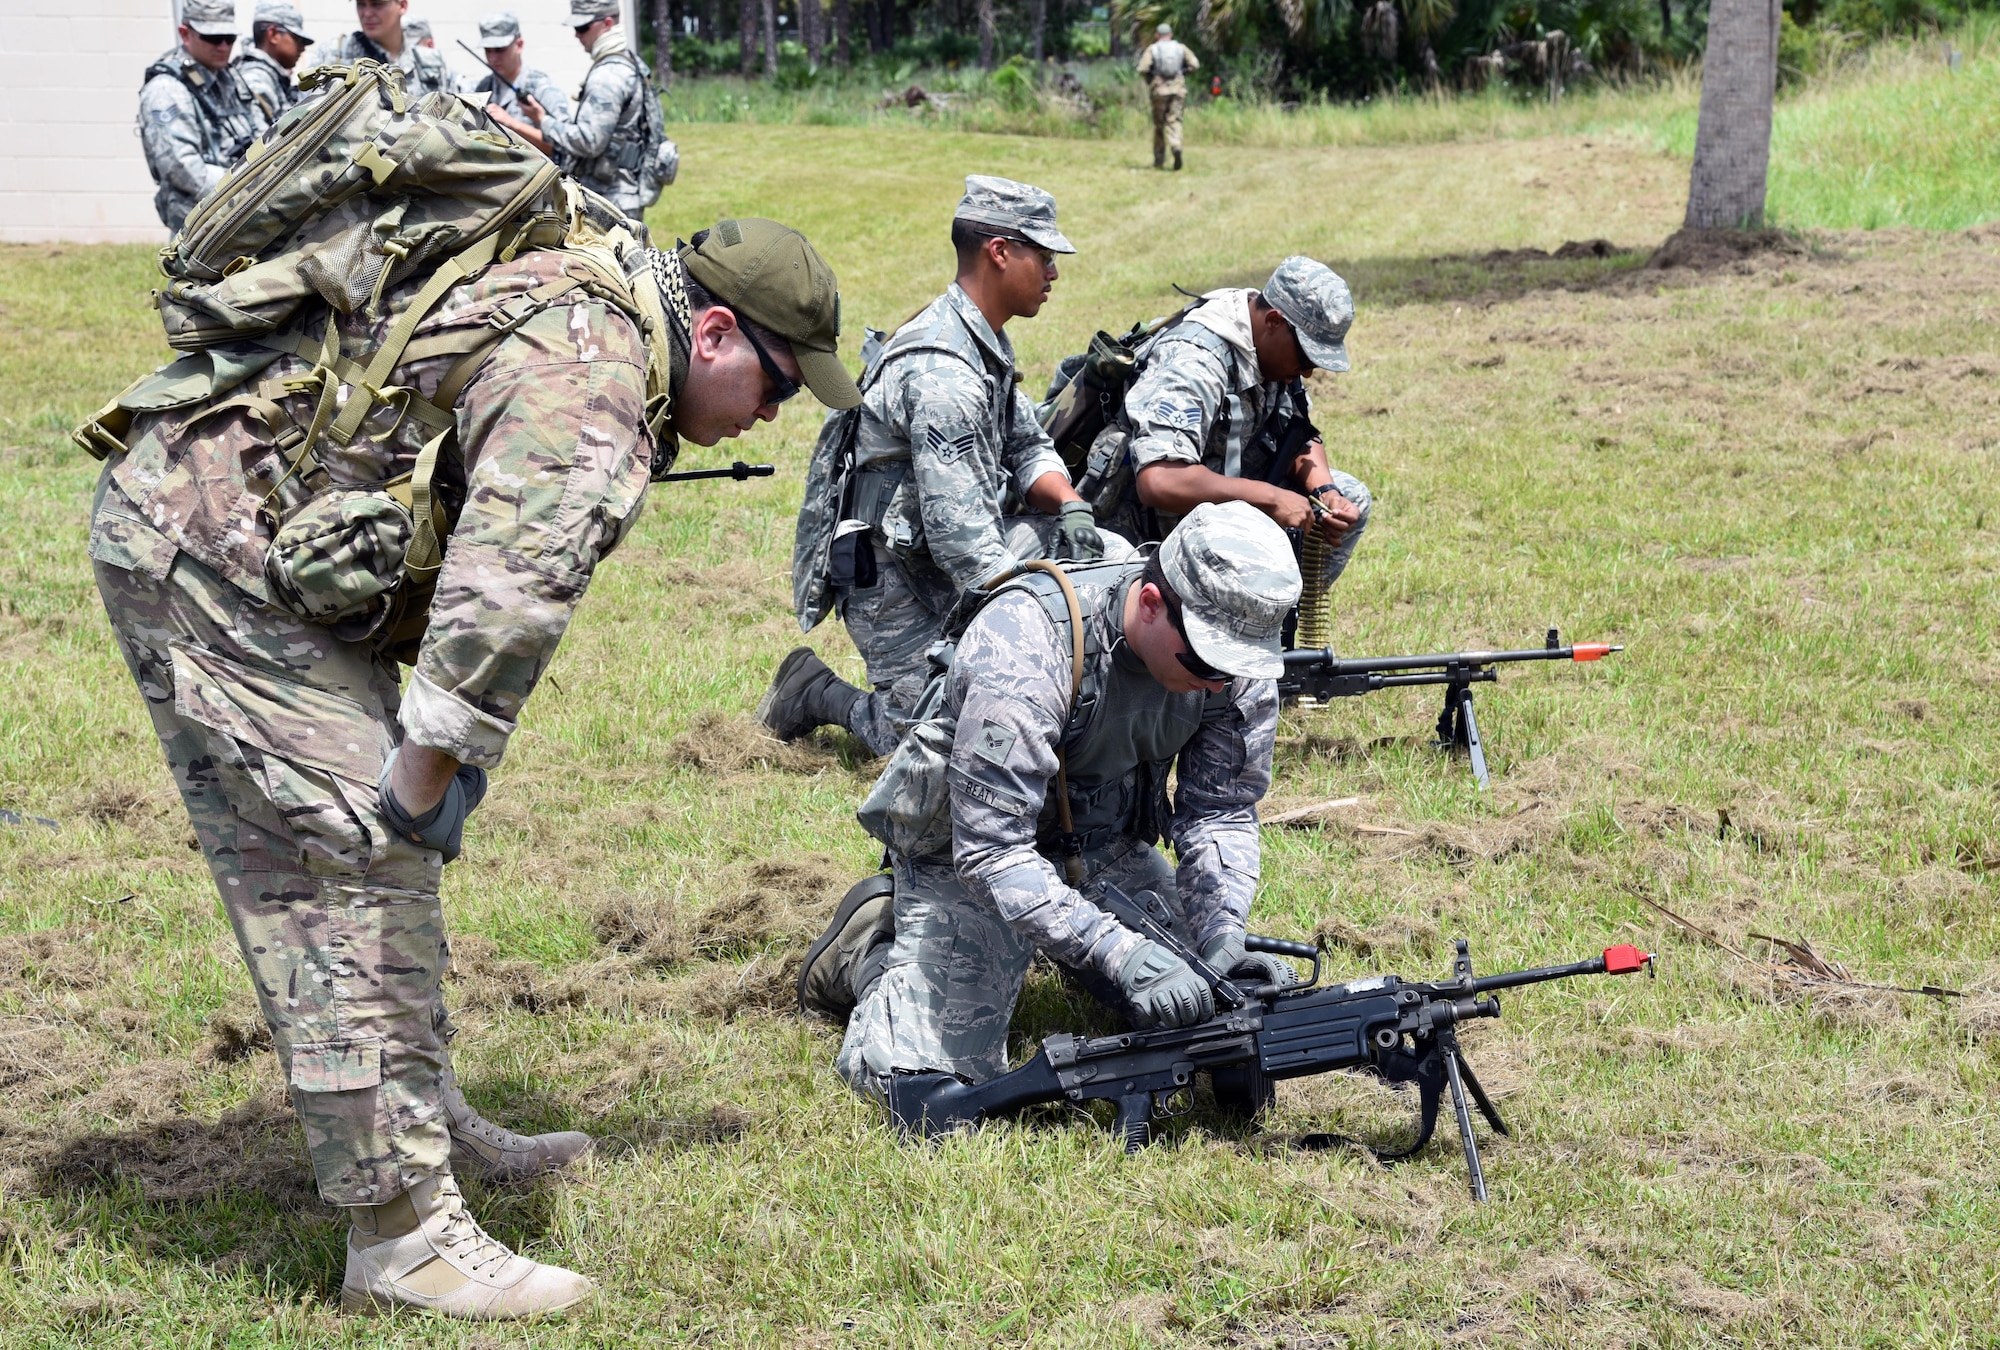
1158, 584, 1226, 682
738, 319, 801, 407
189, 29, 236, 43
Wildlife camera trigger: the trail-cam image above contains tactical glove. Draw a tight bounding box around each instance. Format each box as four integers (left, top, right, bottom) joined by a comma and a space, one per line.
1056, 499, 1107, 563
378, 749, 489, 864
1201, 930, 1300, 991
1112, 940, 1215, 1028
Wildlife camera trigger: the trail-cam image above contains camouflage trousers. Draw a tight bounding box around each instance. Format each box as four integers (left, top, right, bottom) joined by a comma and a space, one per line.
1151, 92, 1186, 162
835, 841, 1183, 1099
90, 471, 452, 1208
837, 520, 1134, 756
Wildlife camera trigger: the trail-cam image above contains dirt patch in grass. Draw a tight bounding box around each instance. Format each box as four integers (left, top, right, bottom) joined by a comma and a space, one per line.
666, 711, 854, 776
0, 928, 105, 992
34, 1090, 315, 1208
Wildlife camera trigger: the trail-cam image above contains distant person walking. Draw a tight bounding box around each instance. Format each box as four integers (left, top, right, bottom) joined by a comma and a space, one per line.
234, 2, 315, 122
1138, 22, 1199, 171
305, 0, 459, 96
138, 0, 263, 232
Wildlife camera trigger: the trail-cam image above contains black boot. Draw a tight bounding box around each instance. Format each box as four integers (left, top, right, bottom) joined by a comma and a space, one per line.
1172, 149, 1183, 171
797, 874, 896, 1023
756, 647, 866, 742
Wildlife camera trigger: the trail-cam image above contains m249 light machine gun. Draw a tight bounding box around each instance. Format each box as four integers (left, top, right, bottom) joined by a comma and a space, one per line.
1280, 628, 1622, 789
887, 885, 1654, 1200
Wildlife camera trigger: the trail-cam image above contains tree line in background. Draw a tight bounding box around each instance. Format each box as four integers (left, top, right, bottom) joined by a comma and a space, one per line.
635, 0, 1995, 97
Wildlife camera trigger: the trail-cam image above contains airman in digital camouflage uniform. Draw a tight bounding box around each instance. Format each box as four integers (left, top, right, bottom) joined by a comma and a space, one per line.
89, 217, 858, 1319
305, 0, 460, 96
233, 1, 314, 122
485, 0, 655, 214
138, 0, 264, 231
1084, 256, 1371, 637
758, 176, 1115, 757
799, 502, 1303, 1100
1138, 22, 1199, 171
471, 12, 573, 125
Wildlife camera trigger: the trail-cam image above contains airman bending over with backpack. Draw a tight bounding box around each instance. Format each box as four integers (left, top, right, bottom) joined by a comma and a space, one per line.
1083, 258, 1371, 645
799, 503, 1303, 1106
81, 66, 857, 1318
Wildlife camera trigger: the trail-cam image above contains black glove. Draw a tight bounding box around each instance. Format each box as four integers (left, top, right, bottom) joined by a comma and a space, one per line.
1056, 499, 1106, 563
1112, 940, 1215, 1028
1201, 930, 1300, 990
378, 749, 488, 864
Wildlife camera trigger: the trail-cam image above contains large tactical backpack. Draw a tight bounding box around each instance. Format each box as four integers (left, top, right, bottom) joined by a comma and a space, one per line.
76, 61, 676, 659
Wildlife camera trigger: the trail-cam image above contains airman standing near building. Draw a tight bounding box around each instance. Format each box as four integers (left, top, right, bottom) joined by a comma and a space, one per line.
306, 0, 460, 96
233, 1, 314, 122
471, 12, 573, 132
1138, 22, 1199, 171
485, 0, 661, 216
138, 0, 264, 232
760, 177, 1113, 757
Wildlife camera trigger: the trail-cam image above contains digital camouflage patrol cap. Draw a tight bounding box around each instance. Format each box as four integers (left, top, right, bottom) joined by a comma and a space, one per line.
954, 175, 1076, 254
252, 1, 312, 43
1159, 501, 1302, 680
182, 0, 238, 38
479, 11, 521, 44
403, 18, 433, 43
682, 218, 862, 409
1262, 256, 1354, 374
569, 0, 619, 27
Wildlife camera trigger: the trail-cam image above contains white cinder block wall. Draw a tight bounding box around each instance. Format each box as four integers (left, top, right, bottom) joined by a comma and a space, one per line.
0, 0, 638, 243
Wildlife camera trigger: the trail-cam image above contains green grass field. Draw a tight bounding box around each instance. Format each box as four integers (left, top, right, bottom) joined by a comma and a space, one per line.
1, 51, 1999, 1350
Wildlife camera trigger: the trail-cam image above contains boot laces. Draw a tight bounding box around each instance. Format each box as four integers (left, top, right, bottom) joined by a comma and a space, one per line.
429, 1175, 515, 1277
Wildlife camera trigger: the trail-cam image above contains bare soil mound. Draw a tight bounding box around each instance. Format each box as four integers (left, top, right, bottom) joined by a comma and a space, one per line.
1645, 227, 1814, 271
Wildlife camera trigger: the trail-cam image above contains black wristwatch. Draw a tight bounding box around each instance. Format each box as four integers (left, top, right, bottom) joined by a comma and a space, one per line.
1308, 482, 1339, 500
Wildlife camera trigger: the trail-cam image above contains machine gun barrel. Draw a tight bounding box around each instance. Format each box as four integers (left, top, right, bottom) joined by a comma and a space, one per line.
657, 460, 775, 483
1279, 629, 1623, 789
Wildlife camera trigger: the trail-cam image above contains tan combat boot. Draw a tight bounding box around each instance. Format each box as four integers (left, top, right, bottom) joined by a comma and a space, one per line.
442, 1063, 593, 1183
341, 1172, 594, 1319
797, 873, 896, 1023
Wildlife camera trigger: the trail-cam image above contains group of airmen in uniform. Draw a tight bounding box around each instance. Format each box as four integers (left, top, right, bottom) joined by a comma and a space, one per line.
140, 0, 663, 229
103, 9, 1367, 1324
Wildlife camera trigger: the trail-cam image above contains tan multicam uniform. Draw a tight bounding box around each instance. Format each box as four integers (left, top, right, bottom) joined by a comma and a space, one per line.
90, 251, 651, 1206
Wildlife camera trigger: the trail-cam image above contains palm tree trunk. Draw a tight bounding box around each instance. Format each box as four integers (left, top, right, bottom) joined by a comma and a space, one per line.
739, 0, 756, 73
1685, 0, 1780, 228
761, 0, 778, 76
834, 0, 851, 64
1032, 0, 1047, 64
651, 0, 674, 86
1659, 0, 1672, 37
803, 0, 823, 64
978, 0, 996, 69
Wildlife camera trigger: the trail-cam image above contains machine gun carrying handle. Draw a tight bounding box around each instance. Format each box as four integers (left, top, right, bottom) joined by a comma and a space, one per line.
1245, 933, 1322, 991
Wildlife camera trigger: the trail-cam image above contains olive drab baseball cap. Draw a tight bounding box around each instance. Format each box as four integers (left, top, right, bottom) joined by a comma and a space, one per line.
182, 0, 239, 38
1263, 256, 1355, 374
1159, 502, 1302, 679
954, 175, 1077, 255
682, 218, 862, 409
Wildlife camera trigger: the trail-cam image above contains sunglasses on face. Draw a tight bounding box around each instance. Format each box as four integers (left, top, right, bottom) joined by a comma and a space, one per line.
1158, 586, 1226, 682
739, 320, 801, 407
356, 0, 398, 9
189, 29, 235, 43
1287, 320, 1316, 376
